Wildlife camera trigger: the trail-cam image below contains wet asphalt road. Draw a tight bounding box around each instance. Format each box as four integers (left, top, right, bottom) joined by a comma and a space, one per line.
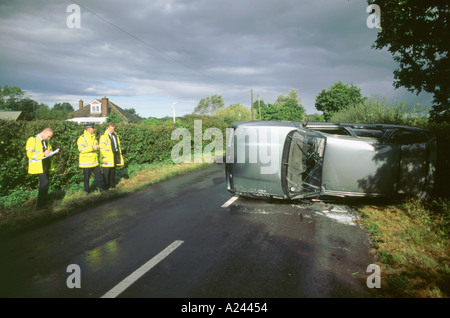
0, 163, 374, 298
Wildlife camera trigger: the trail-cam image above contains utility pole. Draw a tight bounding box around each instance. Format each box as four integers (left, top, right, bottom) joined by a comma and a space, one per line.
251, 89, 254, 121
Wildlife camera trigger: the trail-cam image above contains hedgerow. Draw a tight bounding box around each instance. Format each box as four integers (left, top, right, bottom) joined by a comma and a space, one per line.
0, 116, 229, 197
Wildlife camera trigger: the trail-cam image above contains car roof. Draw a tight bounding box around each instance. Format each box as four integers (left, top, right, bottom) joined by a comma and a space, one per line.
231, 120, 429, 133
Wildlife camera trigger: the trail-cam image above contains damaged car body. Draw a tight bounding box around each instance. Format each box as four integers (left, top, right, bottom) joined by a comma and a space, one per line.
225, 121, 436, 200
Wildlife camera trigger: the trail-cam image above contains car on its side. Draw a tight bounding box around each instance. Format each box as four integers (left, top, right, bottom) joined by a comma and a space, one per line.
225, 121, 436, 200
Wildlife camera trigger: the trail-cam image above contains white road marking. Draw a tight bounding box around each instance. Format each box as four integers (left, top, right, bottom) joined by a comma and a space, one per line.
221, 195, 239, 208
101, 240, 184, 298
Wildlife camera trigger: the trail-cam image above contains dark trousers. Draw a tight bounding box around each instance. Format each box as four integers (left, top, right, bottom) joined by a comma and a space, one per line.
37, 170, 50, 208
103, 167, 116, 189
82, 166, 105, 193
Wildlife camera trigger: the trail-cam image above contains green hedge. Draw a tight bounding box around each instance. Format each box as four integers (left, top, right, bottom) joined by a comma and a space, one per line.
0, 116, 230, 196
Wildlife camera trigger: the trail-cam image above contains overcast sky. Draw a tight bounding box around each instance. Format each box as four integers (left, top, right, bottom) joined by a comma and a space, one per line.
0, 0, 433, 118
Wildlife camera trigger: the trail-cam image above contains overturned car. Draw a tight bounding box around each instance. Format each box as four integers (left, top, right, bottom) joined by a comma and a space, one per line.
225, 121, 436, 200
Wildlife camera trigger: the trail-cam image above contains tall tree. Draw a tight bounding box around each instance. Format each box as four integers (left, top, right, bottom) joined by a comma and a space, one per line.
367, 0, 450, 122
17, 98, 40, 121
106, 109, 124, 123
215, 103, 251, 123
124, 108, 143, 119
274, 88, 302, 106
257, 89, 306, 122
0, 85, 25, 111
53, 102, 74, 114
273, 88, 306, 121
315, 81, 365, 121
194, 94, 224, 115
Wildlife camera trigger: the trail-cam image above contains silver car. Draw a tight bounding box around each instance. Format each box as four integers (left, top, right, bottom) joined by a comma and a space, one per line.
225, 121, 436, 200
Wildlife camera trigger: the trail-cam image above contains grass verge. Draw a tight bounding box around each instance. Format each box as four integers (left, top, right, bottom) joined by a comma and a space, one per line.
357, 198, 450, 298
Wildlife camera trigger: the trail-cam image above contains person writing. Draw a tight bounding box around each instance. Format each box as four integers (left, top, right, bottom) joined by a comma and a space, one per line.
77, 123, 105, 194
26, 127, 55, 209
99, 123, 124, 189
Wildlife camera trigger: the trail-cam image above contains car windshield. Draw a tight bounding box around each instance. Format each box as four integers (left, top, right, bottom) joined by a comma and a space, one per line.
283, 130, 325, 198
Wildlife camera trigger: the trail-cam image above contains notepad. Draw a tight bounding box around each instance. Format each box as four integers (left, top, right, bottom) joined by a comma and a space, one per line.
43, 148, 60, 159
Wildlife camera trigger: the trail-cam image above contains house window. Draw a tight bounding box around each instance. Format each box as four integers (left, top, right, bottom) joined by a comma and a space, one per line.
90, 102, 101, 114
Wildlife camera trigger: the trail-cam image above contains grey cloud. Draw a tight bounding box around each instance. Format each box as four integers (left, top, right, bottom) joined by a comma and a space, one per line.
0, 0, 433, 117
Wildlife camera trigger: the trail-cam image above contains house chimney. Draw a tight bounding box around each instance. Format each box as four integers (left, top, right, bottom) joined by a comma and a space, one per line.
101, 96, 109, 116
79, 99, 83, 109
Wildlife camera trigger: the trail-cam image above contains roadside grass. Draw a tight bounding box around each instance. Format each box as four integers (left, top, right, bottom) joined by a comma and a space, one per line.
0, 159, 215, 235
357, 198, 450, 298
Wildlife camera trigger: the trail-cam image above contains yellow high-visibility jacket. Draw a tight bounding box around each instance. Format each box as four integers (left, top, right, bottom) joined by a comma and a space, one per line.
26, 135, 54, 174
77, 130, 99, 168
99, 129, 124, 167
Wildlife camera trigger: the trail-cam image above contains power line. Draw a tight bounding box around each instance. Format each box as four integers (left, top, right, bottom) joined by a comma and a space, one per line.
70, 0, 222, 86
69, 1, 254, 107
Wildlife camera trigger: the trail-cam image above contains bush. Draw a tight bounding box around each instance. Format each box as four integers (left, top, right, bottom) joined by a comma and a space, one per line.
330, 98, 429, 127
0, 115, 230, 197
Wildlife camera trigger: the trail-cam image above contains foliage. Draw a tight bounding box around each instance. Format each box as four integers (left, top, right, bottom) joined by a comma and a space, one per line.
36, 103, 74, 120
307, 113, 325, 122
0, 115, 230, 197
142, 117, 164, 126
367, 0, 450, 122
273, 89, 302, 106
256, 89, 306, 122
330, 97, 429, 127
124, 107, 143, 119
359, 198, 450, 297
315, 81, 365, 121
1, 85, 76, 121
214, 104, 251, 123
53, 102, 74, 113
106, 109, 124, 123
0, 85, 25, 110
194, 94, 225, 115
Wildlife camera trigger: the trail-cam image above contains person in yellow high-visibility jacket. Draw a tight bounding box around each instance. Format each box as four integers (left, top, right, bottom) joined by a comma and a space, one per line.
77, 123, 105, 194
99, 123, 124, 189
26, 127, 54, 209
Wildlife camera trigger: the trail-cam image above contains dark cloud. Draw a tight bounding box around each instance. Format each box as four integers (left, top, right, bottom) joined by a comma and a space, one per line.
0, 0, 433, 117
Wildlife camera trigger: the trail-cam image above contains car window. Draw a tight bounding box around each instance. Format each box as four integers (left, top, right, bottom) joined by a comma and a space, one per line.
308, 127, 351, 136
349, 128, 385, 138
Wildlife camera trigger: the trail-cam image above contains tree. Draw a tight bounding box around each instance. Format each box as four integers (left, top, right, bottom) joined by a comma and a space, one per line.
0, 85, 25, 111
124, 108, 143, 119
36, 103, 73, 120
315, 81, 365, 121
194, 95, 224, 115
53, 102, 74, 114
367, 0, 450, 122
14, 98, 40, 121
255, 89, 306, 122
307, 113, 325, 122
106, 110, 124, 123
274, 88, 302, 106
256, 90, 306, 122
215, 104, 251, 123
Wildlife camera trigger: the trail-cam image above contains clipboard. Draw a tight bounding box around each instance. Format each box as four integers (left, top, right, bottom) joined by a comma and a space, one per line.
43, 148, 60, 159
